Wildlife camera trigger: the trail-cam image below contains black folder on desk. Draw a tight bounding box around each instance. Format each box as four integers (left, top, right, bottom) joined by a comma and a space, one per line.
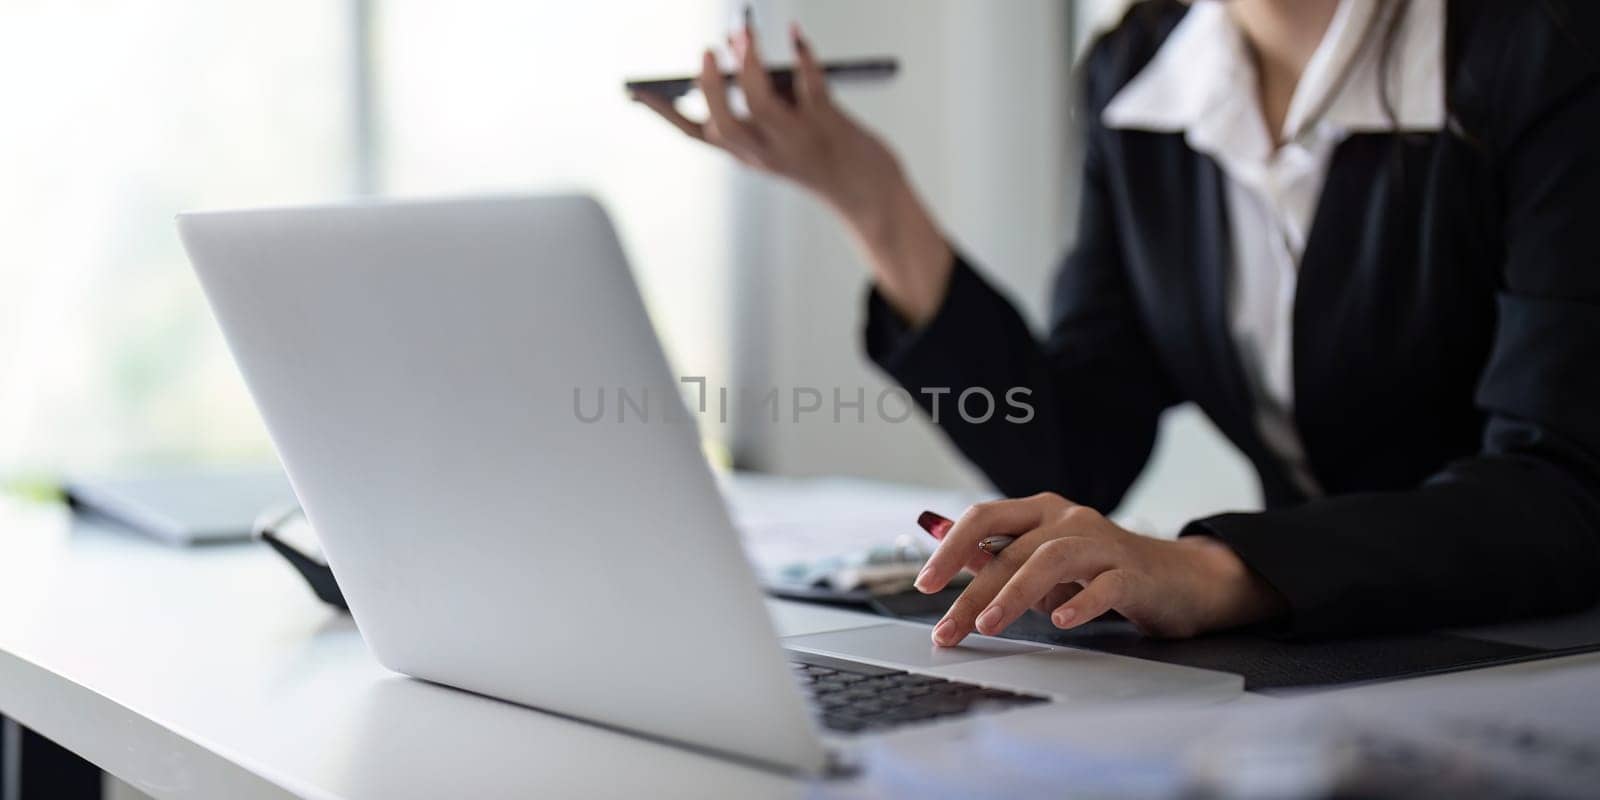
870, 590, 1600, 692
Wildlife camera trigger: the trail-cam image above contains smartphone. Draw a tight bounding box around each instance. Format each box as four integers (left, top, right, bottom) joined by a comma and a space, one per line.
624, 58, 897, 101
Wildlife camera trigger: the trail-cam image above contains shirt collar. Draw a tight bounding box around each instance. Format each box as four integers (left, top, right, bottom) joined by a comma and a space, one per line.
1102, 0, 1445, 142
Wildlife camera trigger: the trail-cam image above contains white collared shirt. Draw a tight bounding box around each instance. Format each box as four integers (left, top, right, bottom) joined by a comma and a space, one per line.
1101, 0, 1445, 497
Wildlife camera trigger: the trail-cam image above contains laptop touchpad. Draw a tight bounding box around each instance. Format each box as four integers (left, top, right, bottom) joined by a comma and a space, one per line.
783, 623, 1044, 668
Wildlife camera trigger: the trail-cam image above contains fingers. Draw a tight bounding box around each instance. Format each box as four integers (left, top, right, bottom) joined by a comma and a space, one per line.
734, 25, 795, 135
1052, 569, 1137, 630
698, 49, 764, 160
916, 494, 1067, 595
643, 23, 828, 173
1033, 582, 1082, 616
629, 91, 705, 141
790, 23, 831, 110
976, 537, 1116, 635
932, 530, 1047, 646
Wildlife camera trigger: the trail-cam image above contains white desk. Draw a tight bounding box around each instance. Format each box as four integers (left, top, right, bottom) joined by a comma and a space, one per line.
2, 491, 1598, 799
0, 497, 875, 799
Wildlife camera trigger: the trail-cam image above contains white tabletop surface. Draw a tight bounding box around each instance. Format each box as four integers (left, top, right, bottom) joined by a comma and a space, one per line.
3, 484, 1598, 800
0, 495, 877, 799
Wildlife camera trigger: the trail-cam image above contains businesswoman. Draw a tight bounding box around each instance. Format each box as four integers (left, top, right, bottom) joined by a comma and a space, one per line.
636, 0, 1600, 643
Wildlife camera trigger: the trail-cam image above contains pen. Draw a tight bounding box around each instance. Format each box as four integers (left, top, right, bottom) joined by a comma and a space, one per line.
916, 510, 1016, 555
916, 510, 952, 539
976, 535, 1017, 556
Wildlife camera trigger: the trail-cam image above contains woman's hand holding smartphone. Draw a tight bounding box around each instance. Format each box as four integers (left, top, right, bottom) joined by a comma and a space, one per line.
631, 21, 953, 327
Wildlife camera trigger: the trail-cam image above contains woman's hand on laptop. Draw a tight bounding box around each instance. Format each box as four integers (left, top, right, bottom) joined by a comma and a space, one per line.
913, 494, 1288, 644
631, 22, 953, 327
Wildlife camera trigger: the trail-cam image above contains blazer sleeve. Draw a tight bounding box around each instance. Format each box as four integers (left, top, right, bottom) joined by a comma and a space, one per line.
864, 84, 1181, 511
1184, 40, 1600, 637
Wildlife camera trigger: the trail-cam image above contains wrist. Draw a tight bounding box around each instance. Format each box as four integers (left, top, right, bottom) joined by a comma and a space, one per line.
1179, 536, 1288, 631
839, 179, 953, 327
833, 165, 911, 241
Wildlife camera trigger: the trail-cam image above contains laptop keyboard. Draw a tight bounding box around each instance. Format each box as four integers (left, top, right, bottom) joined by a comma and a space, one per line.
787, 650, 1049, 734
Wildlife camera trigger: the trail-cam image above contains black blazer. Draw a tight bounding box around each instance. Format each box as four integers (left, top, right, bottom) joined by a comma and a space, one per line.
864, 0, 1600, 637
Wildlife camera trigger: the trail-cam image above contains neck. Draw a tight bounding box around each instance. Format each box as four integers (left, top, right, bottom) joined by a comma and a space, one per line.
1228, 0, 1343, 141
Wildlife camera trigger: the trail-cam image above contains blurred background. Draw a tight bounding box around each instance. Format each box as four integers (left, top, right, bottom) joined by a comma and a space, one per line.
0, 0, 1257, 526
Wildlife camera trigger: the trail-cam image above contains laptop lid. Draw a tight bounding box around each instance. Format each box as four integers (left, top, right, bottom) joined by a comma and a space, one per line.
177, 195, 828, 773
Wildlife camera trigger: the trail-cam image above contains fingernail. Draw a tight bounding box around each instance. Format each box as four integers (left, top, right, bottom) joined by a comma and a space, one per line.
932, 619, 957, 646
913, 567, 933, 593
1052, 608, 1078, 627
976, 606, 1002, 633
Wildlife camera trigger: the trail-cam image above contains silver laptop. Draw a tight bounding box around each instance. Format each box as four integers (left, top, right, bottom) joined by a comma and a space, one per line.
177, 195, 1240, 775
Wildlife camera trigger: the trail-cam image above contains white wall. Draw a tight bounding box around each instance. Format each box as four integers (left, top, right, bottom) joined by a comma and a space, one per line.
734, 0, 1259, 527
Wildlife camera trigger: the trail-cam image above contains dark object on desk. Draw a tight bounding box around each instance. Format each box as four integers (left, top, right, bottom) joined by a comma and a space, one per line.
872, 590, 1600, 692
765, 583, 874, 608
62, 467, 293, 545
625, 58, 897, 101
254, 505, 348, 610
260, 532, 347, 611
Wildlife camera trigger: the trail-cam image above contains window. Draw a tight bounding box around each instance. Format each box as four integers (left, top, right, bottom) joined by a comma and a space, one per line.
0, 0, 737, 482
374, 0, 737, 407
0, 1, 352, 479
